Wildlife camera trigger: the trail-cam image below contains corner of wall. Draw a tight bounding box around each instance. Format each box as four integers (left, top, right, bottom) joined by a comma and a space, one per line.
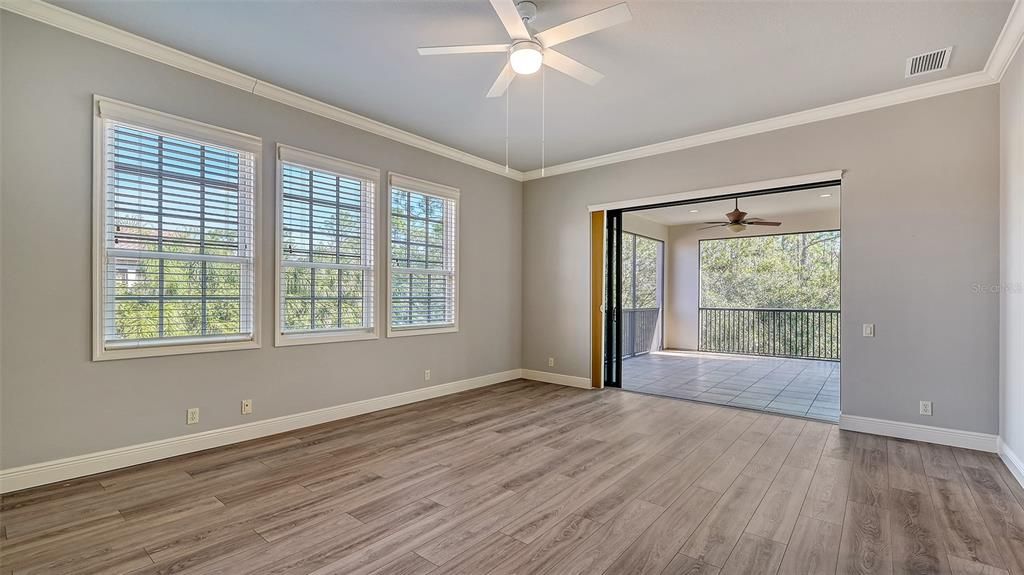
999, 36, 1024, 463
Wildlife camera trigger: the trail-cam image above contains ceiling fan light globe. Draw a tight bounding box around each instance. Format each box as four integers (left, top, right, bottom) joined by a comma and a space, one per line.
727, 223, 746, 233
510, 41, 543, 75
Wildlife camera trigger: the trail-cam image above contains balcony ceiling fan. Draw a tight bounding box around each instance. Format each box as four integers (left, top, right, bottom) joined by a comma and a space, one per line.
700, 199, 783, 233
417, 0, 632, 97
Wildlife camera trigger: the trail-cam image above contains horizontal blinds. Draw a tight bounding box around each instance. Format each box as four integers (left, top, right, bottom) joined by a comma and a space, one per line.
103, 120, 256, 348
390, 184, 457, 329
280, 155, 376, 335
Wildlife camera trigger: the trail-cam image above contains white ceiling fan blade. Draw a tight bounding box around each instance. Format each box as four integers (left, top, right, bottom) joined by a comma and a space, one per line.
543, 50, 603, 85
486, 62, 516, 98
490, 0, 531, 40
418, 44, 510, 56
535, 3, 632, 48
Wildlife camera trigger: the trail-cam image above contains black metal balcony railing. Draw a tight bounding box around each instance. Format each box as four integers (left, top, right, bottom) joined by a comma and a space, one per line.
622, 308, 661, 358
699, 307, 840, 361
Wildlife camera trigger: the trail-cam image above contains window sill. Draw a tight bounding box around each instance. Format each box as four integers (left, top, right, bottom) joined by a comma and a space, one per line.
386, 324, 458, 338
275, 329, 379, 347
93, 338, 260, 361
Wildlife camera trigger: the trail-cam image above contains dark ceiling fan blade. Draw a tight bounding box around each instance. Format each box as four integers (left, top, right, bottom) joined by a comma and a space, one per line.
745, 221, 782, 226
702, 221, 728, 225
698, 223, 728, 231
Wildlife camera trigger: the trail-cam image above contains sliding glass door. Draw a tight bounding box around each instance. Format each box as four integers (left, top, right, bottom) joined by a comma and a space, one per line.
604, 211, 623, 388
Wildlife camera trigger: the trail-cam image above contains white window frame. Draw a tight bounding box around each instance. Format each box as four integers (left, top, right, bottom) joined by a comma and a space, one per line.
386, 173, 460, 338
92, 96, 262, 361
275, 144, 380, 346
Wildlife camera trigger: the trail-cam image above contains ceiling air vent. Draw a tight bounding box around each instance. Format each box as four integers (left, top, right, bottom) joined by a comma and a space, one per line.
905, 47, 952, 78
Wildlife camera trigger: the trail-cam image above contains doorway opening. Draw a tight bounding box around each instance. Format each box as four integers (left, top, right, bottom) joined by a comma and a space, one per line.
603, 179, 841, 422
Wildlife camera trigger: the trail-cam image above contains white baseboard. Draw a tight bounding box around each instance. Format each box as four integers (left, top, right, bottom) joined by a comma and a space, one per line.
839, 414, 998, 452
521, 369, 593, 389
0, 369, 522, 494
999, 439, 1024, 491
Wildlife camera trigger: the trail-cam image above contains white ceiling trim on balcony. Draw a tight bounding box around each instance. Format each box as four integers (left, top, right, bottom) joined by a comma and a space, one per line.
0, 0, 526, 182
1, 0, 1022, 184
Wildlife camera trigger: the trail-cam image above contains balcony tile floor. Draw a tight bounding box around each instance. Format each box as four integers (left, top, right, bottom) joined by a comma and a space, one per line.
622, 349, 840, 421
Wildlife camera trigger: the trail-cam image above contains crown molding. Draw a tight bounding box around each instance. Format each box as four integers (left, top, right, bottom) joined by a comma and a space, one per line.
987, 0, 1024, 81
2, 0, 1020, 183
0, 0, 525, 182
522, 70, 997, 180
522, 0, 1023, 181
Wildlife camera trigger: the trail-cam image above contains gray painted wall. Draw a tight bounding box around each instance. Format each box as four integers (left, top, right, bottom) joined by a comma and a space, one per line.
0, 11, 1012, 472
665, 208, 841, 351
1001, 45, 1024, 456
524, 86, 1000, 434
0, 15, 522, 469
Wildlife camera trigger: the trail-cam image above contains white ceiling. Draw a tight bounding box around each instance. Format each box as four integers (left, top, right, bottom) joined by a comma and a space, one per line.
53, 1, 1012, 172
633, 186, 840, 226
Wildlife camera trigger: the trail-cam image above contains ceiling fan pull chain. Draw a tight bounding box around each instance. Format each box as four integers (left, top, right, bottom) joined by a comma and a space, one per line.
541, 65, 546, 177
505, 79, 510, 173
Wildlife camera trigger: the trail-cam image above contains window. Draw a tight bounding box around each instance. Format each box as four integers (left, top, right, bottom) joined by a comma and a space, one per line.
93, 97, 261, 360
387, 174, 459, 336
276, 145, 378, 345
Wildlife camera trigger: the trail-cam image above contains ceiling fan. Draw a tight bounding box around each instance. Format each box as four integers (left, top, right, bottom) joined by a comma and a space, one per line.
417, 0, 632, 97
700, 199, 783, 233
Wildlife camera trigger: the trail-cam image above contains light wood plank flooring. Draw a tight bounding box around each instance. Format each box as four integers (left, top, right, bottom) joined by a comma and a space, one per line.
2, 379, 1022, 575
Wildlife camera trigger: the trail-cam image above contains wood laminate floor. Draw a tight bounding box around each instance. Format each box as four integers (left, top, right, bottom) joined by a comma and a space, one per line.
2, 379, 1023, 575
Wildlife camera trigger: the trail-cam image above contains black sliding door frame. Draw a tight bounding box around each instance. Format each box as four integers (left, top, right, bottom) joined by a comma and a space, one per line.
603, 178, 841, 390
604, 210, 623, 388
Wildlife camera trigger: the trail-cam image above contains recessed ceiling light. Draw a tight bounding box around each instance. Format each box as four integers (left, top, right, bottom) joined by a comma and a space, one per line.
820, 193, 833, 198
689, 209, 699, 213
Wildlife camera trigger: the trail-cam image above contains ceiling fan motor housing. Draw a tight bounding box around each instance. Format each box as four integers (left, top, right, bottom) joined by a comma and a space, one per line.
516, 1, 538, 24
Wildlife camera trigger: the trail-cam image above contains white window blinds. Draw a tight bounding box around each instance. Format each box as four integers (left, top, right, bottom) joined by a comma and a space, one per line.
278, 146, 378, 343
388, 174, 459, 334
95, 98, 260, 359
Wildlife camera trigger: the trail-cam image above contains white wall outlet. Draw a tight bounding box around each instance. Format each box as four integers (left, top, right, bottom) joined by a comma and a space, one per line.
919, 401, 933, 416
186, 407, 200, 425
424, 369, 431, 381
548, 357, 555, 367
862, 323, 875, 337
241, 399, 253, 415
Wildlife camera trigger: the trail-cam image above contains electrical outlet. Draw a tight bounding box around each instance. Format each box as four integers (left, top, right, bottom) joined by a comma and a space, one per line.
548, 357, 555, 367
186, 407, 200, 425
241, 399, 253, 415
863, 323, 875, 337
919, 401, 933, 416
424, 369, 431, 381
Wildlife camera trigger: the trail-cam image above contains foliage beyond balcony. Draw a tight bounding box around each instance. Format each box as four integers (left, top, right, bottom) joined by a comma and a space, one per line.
698, 230, 840, 361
